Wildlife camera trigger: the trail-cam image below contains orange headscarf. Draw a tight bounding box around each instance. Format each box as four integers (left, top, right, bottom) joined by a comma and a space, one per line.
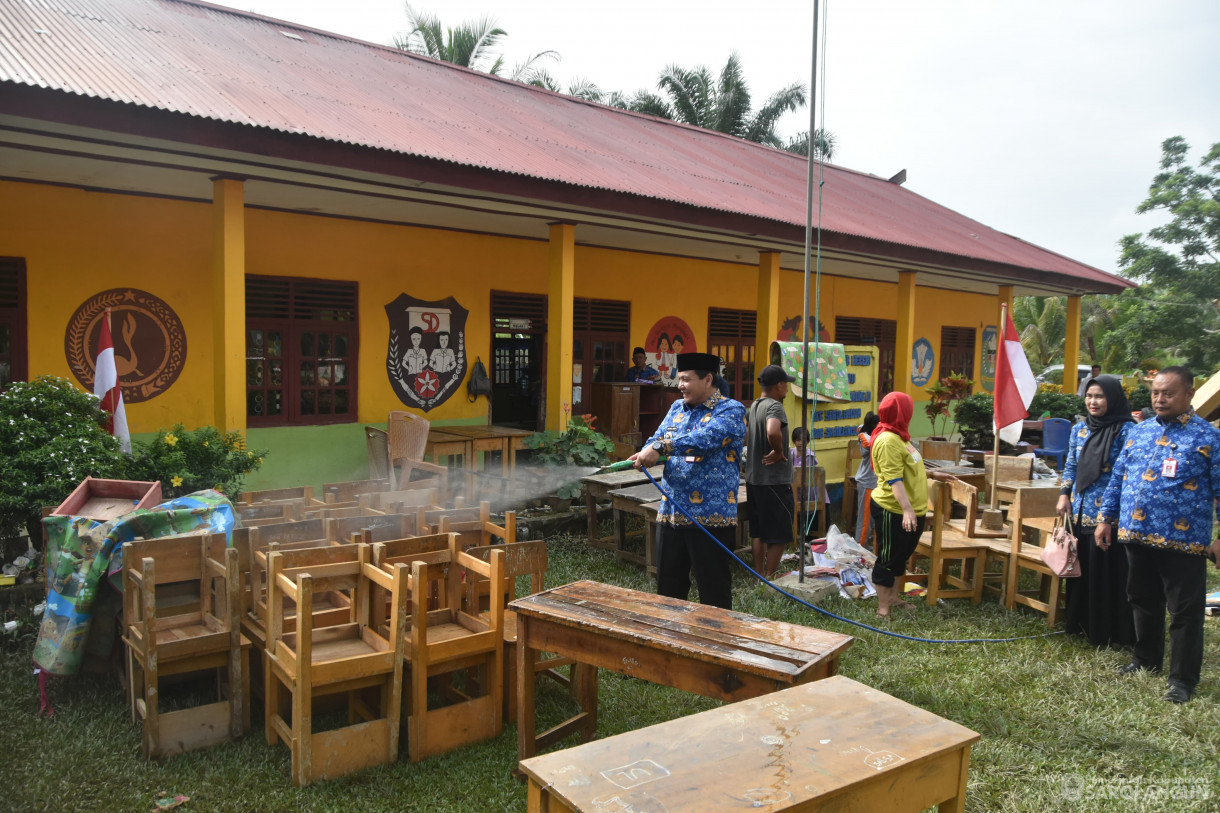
872, 391, 914, 444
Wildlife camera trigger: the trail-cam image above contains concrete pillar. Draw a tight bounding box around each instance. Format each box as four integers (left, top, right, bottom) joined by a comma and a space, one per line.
894, 270, 916, 396
1064, 295, 1082, 393
212, 177, 246, 433
755, 252, 781, 370
546, 223, 575, 431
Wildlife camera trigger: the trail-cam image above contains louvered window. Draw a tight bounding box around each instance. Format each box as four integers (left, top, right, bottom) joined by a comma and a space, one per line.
707, 307, 757, 401
572, 298, 630, 414
0, 258, 26, 391
246, 276, 358, 427
940, 325, 976, 386
836, 317, 896, 396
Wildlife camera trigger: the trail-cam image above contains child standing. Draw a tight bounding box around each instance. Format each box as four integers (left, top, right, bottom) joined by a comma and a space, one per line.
789, 427, 827, 537
854, 412, 880, 549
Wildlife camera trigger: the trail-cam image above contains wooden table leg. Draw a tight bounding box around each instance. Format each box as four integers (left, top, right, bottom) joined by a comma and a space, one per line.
938, 743, 972, 812
613, 507, 627, 562
517, 615, 538, 762
574, 662, 598, 743
585, 489, 599, 549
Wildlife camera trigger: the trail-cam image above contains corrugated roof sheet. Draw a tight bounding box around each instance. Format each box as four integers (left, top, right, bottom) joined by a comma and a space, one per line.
0, 0, 1127, 287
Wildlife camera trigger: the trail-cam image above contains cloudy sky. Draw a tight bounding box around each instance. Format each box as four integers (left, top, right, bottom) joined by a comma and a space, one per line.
216, 0, 1220, 276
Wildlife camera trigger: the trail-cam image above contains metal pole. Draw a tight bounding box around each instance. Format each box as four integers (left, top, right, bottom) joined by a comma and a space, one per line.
798, 0, 819, 582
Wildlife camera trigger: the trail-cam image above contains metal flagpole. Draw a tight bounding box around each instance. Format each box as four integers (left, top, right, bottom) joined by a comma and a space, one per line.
798, 0, 820, 583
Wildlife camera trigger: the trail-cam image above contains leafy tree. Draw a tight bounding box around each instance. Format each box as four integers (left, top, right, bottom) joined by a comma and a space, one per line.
393, 4, 557, 81
783, 129, 836, 161
1012, 296, 1065, 369
1112, 136, 1220, 371
609, 53, 812, 150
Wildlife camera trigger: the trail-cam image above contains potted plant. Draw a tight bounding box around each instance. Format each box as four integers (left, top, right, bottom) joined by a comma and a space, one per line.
924, 371, 974, 440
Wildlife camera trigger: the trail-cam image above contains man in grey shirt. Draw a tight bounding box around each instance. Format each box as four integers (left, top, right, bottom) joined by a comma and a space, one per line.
745, 365, 796, 577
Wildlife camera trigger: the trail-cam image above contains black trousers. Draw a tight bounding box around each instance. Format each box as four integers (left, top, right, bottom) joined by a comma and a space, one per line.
656, 523, 735, 610
1125, 543, 1207, 690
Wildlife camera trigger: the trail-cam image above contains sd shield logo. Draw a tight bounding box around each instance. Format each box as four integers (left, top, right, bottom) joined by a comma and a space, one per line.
386, 294, 468, 412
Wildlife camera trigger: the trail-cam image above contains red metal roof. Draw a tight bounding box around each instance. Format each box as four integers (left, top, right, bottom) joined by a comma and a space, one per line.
0, 0, 1130, 289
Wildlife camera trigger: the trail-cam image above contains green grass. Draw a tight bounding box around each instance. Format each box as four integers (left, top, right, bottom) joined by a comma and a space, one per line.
2, 532, 1218, 812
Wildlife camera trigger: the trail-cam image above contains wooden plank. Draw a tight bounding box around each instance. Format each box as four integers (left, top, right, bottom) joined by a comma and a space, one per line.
155, 700, 233, 757
308, 720, 392, 783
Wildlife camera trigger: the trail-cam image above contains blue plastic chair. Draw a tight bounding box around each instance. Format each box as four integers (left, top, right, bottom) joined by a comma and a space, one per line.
1034, 418, 1071, 471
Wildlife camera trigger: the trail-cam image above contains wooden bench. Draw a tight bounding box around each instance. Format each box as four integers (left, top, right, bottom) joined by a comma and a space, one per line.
513, 580, 853, 762
520, 674, 980, 812
579, 466, 664, 553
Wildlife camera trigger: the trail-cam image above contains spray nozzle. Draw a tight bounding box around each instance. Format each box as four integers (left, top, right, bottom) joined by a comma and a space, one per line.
599, 455, 667, 474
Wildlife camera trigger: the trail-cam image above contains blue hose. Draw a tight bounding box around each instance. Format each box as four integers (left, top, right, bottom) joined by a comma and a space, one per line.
641, 468, 1064, 644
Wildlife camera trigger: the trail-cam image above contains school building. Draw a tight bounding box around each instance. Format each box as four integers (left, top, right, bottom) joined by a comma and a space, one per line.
0, 0, 1133, 489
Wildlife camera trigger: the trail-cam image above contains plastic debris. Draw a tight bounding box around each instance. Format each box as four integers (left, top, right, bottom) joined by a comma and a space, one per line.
153, 792, 190, 811
3, 620, 17, 633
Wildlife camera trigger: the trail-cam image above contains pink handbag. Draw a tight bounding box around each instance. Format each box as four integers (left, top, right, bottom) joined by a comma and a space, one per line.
1040, 514, 1081, 578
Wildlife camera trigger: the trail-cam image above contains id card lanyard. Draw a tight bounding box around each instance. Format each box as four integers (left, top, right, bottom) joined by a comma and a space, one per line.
1161, 432, 1178, 479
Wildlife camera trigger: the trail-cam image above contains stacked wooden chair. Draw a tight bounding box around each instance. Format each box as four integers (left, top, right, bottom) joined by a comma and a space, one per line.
420, 501, 516, 551
264, 543, 408, 786
464, 539, 569, 722
372, 533, 505, 761
122, 532, 249, 758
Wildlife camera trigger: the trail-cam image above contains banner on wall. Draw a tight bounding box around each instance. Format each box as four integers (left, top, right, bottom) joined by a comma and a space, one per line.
911, 337, 934, 387
64, 288, 187, 403
643, 316, 696, 387
979, 325, 997, 392
385, 294, 468, 412
777, 344, 879, 443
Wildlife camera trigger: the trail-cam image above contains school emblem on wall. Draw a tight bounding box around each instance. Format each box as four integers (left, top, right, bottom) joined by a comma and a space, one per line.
385, 294, 468, 412
64, 288, 187, 403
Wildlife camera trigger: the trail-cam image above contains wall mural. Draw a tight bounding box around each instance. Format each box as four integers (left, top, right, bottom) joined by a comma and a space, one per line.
64, 288, 186, 402
643, 316, 696, 386
979, 325, 997, 392
385, 293, 468, 412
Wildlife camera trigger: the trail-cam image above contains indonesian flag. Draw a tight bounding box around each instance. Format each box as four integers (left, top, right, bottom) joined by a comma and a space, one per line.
993, 305, 1036, 445
94, 309, 131, 453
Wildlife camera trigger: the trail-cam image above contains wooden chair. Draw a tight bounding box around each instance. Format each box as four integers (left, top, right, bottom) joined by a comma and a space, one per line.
237, 501, 301, 527
464, 540, 574, 723
791, 465, 827, 539
321, 478, 391, 504
365, 426, 391, 482
122, 532, 249, 758
303, 503, 381, 520
237, 485, 322, 507
919, 439, 962, 464
243, 523, 346, 655
372, 533, 506, 761
264, 544, 407, 785
326, 512, 418, 544
1006, 486, 1067, 625
423, 502, 516, 551
840, 438, 863, 534
906, 482, 988, 606
938, 478, 1016, 602
387, 410, 451, 491
359, 489, 441, 515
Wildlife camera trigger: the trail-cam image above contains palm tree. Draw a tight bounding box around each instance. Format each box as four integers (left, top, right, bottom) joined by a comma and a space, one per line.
610, 53, 810, 149
1012, 296, 1066, 369
783, 129, 836, 161
393, 4, 557, 81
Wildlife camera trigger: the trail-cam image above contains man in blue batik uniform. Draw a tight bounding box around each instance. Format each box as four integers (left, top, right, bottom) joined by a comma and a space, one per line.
1096, 367, 1220, 704
631, 352, 745, 609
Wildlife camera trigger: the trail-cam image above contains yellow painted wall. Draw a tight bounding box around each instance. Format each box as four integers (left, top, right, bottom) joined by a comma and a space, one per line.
575, 246, 753, 351
2, 181, 998, 450
0, 181, 216, 431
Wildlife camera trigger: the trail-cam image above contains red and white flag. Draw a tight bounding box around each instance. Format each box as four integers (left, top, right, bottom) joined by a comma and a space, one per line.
993, 305, 1036, 445
94, 309, 131, 453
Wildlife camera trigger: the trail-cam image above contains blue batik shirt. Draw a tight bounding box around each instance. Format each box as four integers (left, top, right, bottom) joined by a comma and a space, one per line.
646, 391, 746, 527
1059, 420, 1133, 527
1098, 410, 1220, 556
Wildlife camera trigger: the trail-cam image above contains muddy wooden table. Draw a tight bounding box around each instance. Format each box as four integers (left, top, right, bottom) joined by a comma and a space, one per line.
513, 580, 853, 763
609, 483, 750, 571
579, 466, 664, 553
437, 425, 533, 475
520, 674, 979, 812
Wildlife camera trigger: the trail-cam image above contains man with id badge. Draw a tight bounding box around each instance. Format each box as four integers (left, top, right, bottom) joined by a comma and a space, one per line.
1096, 367, 1220, 704
631, 352, 746, 609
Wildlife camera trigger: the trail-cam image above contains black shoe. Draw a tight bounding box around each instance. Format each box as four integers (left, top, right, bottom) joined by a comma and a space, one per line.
1163, 684, 1193, 704
1117, 661, 1161, 675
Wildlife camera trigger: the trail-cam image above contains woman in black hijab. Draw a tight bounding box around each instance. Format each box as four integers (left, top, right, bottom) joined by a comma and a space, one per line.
1056, 375, 1136, 646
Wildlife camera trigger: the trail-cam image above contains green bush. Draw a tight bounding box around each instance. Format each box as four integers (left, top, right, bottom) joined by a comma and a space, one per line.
126, 423, 266, 500
0, 376, 127, 541
954, 390, 1085, 450
1128, 384, 1151, 410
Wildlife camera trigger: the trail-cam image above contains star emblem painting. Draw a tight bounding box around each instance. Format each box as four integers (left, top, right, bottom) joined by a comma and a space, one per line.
385, 294, 468, 412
